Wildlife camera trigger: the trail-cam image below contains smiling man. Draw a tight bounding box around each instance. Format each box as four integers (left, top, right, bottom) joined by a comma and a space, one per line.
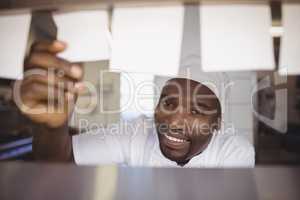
15, 41, 254, 167
155, 78, 222, 166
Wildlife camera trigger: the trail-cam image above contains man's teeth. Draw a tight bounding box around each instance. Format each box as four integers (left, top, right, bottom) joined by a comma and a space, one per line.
165, 134, 186, 143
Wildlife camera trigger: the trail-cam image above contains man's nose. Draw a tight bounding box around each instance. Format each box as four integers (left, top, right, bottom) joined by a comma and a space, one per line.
168, 110, 188, 130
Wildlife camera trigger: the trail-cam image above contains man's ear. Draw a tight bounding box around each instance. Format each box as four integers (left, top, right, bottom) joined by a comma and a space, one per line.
215, 101, 222, 131
212, 107, 221, 132
216, 116, 221, 131
211, 115, 221, 132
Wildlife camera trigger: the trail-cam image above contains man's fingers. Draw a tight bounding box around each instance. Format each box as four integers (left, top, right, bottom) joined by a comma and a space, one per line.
24, 74, 86, 95
25, 52, 83, 80
31, 40, 67, 54
22, 82, 64, 102
23, 73, 75, 92
20, 78, 82, 104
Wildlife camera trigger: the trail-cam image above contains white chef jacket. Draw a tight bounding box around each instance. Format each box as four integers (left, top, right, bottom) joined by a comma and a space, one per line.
72, 115, 255, 168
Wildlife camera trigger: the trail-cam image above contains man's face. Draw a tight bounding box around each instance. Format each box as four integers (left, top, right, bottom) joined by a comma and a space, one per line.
154, 78, 221, 165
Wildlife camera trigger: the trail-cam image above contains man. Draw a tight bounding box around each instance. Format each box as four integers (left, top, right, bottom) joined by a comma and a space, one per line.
14, 40, 254, 167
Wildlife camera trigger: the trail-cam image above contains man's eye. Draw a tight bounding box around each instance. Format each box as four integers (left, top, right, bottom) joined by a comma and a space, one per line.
163, 100, 173, 107
191, 109, 199, 115
191, 109, 206, 115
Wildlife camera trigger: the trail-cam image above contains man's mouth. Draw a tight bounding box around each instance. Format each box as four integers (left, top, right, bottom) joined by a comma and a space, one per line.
164, 134, 188, 143
161, 131, 191, 150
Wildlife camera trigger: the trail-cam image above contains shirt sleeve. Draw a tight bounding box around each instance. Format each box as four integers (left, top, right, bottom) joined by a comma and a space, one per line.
221, 136, 255, 168
72, 121, 132, 165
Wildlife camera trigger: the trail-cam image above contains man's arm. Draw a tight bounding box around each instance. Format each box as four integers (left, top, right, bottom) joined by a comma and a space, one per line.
33, 124, 74, 162
14, 40, 84, 162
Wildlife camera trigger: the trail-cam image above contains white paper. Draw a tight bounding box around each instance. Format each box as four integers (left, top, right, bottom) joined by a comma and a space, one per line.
110, 5, 184, 76
200, 4, 274, 72
0, 12, 31, 80
279, 4, 300, 75
53, 10, 110, 62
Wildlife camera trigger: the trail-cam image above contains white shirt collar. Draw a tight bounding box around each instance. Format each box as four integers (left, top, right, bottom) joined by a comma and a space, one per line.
149, 129, 219, 168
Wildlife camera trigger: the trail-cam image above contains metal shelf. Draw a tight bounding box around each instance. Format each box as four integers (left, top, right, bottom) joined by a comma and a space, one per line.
1, 0, 298, 12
